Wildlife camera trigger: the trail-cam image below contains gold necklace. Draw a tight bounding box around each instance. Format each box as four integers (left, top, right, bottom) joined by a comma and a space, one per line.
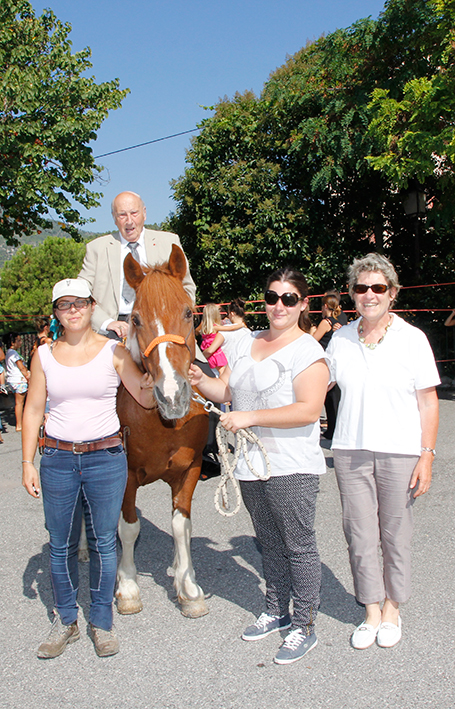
358, 316, 392, 350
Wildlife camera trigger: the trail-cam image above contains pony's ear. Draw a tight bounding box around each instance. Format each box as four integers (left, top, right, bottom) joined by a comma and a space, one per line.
124, 252, 145, 289
168, 244, 187, 281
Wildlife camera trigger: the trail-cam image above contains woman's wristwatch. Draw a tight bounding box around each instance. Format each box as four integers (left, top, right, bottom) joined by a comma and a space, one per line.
421, 447, 436, 456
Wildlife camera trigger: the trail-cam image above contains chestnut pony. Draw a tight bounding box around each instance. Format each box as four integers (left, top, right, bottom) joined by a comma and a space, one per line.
115, 244, 209, 618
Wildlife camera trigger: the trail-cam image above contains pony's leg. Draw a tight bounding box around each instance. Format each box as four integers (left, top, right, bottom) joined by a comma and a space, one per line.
116, 481, 143, 614
116, 512, 142, 614
171, 465, 208, 618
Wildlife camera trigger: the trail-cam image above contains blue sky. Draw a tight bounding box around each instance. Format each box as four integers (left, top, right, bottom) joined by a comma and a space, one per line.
32, 0, 387, 234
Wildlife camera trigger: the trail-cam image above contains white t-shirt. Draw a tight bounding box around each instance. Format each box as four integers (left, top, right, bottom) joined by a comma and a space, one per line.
6, 348, 26, 385
228, 331, 327, 481
223, 326, 250, 364
326, 315, 440, 455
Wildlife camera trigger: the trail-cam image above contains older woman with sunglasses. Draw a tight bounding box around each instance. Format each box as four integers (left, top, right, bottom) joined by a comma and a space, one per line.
326, 253, 439, 650
22, 279, 154, 659
190, 267, 328, 665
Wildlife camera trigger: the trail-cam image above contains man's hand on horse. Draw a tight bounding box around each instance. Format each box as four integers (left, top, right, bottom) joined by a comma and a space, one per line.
107, 321, 129, 338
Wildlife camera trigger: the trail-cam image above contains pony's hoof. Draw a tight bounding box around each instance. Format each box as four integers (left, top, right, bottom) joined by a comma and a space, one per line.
179, 597, 209, 618
116, 597, 143, 615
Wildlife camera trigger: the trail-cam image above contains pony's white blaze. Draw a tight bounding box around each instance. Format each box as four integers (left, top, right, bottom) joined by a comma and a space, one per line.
156, 320, 180, 401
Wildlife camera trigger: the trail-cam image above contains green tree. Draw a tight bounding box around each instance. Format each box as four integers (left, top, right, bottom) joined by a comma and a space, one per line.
0, 0, 129, 245
366, 0, 455, 226
171, 0, 455, 303
171, 92, 311, 301
0, 236, 86, 325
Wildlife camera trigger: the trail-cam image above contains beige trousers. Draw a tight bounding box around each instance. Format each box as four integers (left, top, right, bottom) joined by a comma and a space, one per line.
333, 450, 418, 605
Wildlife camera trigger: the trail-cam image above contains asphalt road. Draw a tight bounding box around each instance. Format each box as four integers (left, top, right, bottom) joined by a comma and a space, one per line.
0, 395, 454, 709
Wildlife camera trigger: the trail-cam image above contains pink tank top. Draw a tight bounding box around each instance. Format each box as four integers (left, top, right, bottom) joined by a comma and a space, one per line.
39, 340, 121, 441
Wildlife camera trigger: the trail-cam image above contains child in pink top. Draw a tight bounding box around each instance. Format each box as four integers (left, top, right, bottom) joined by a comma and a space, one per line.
199, 303, 228, 374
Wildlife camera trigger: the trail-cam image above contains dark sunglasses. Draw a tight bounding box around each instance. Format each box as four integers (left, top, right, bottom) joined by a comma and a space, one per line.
264, 290, 302, 307
353, 283, 390, 295
55, 298, 91, 311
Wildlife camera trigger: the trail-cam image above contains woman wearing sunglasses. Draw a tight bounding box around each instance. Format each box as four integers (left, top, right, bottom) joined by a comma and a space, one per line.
189, 267, 328, 664
22, 278, 155, 659
326, 253, 439, 650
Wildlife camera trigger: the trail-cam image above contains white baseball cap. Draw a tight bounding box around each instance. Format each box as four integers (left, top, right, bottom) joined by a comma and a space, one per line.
52, 278, 92, 303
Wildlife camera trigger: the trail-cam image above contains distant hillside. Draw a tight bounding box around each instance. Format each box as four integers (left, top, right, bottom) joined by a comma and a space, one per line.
0, 223, 103, 268
0, 221, 170, 268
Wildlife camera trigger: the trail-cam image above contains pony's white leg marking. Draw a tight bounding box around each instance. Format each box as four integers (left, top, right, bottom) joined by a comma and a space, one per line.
156, 321, 180, 402
116, 513, 143, 614
172, 509, 208, 617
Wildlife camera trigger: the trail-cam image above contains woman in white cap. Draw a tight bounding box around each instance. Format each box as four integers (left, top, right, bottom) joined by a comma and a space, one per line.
22, 278, 154, 659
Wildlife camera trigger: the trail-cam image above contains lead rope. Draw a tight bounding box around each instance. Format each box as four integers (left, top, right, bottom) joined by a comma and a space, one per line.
191, 392, 271, 517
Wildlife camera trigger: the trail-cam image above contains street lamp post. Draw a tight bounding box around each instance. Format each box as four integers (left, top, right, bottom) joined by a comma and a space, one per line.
403, 186, 427, 280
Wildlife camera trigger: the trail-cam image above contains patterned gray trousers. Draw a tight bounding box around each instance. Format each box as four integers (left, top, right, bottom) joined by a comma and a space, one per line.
240, 473, 321, 635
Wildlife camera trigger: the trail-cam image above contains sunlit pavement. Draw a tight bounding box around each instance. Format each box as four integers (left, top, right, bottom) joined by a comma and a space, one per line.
0, 394, 454, 709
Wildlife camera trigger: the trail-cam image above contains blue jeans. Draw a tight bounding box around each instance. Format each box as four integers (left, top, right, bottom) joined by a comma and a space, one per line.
40, 445, 127, 630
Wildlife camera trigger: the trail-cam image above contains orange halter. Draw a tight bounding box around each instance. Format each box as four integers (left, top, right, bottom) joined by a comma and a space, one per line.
143, 334, 186, 358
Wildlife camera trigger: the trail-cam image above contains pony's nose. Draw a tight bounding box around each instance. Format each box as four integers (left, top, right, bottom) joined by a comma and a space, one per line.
154, 376, 191, 420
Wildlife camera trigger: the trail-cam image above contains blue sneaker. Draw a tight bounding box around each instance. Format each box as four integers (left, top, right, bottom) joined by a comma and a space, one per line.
242, 612, 292, 641
274, 628, 318, 664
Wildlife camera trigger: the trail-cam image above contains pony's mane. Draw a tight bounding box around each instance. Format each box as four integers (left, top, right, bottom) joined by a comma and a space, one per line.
137, 262, 192, 306
142, 261, 172, 278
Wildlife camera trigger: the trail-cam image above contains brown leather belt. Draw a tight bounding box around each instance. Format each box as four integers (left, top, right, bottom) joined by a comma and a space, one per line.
44, 434, 123, 454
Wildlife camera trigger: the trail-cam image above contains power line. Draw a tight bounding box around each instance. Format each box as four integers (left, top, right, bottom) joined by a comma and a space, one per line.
94, 128, 199, 159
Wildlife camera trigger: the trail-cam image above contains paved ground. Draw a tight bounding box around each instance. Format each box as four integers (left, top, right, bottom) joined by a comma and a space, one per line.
0, 395, 454, 709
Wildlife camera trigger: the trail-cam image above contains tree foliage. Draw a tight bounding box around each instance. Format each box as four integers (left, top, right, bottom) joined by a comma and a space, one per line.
366, 0, 455, 224
170, 0, 455, 303
0, 236, 86, 326
0, 0, 129, 245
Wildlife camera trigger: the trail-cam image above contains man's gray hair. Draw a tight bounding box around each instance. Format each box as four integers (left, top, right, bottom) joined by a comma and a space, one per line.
347, 253, 401, 300
111, 192, 145, 216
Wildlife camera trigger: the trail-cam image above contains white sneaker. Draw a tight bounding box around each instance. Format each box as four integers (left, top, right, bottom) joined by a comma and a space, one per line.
377, 616, 402, 648
351, 621, 380, 649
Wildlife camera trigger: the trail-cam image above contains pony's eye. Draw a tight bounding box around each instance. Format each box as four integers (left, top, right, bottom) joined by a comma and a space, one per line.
184, 306, 193, 320
131, 314, 141, 328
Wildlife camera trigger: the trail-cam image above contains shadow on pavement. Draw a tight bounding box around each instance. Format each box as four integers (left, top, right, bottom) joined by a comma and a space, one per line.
22, 507, 358, 628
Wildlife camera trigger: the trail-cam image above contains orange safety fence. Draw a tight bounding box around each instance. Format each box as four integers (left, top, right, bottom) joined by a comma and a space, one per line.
3, 281, 455, 367
3, 280, 455, 323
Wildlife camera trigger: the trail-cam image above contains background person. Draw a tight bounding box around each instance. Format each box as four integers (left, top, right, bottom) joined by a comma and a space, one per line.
0, 342, 5, 387
189, 267, 328, 665
5, 333, 30, 431
0, 343, 5, 443
199, 303, 228, 375
22, 278, 155, 659
28, 317, 52, 367
313, 293, 347, 439
202, 298, 249, 365
444, 308, 455, 326
326, 253, 439, 650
